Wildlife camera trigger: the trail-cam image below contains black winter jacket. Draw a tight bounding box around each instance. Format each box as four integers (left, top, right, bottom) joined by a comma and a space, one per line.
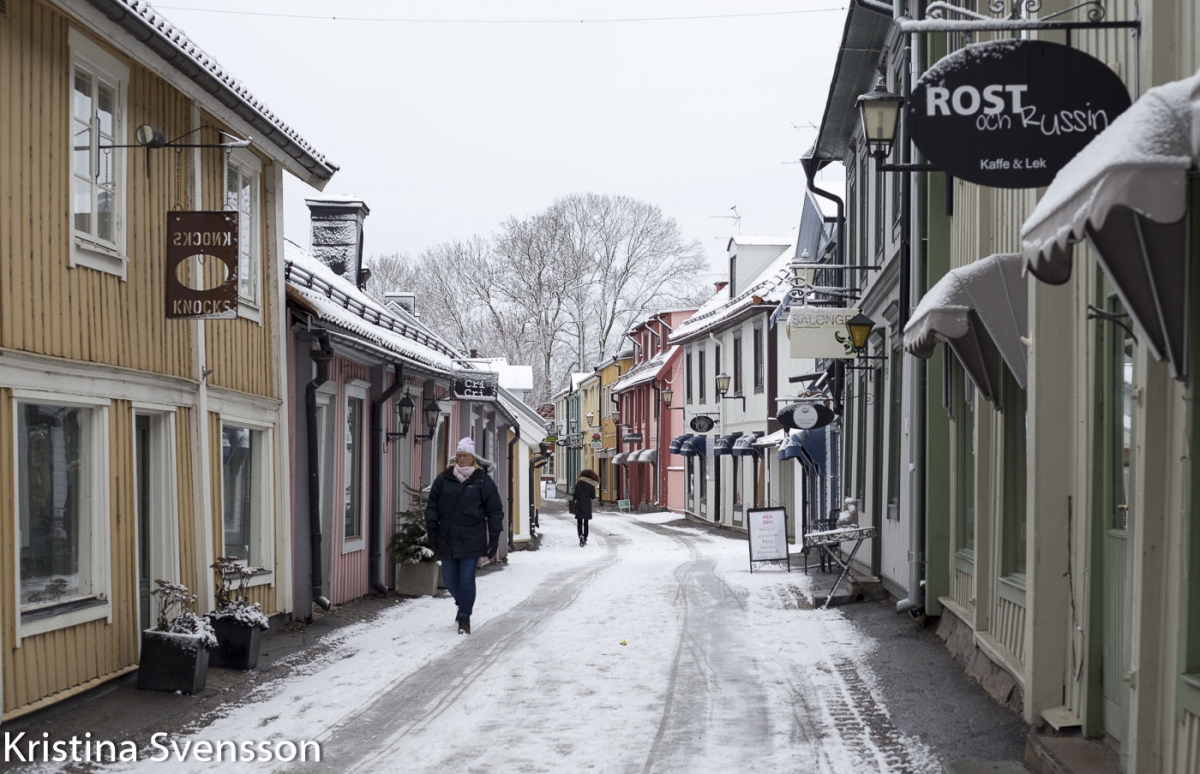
572, 476, 598, 520
424, 467, 505, 559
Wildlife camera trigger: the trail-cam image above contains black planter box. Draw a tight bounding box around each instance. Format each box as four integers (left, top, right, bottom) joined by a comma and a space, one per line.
137, 630, 209, 694
208, 617, 262, 670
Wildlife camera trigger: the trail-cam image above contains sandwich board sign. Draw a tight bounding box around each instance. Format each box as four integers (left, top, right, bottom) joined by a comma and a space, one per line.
747, 507, 791, 573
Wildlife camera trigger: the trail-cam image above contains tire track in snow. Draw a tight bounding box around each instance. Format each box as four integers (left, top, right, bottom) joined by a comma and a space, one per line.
816, 656, 929, 773
297, 529, 630, 773
630, 520, 779, 774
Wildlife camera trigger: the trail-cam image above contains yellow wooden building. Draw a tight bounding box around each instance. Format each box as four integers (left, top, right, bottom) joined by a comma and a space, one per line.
0, 0, 335, 719
597, 352, 631, 502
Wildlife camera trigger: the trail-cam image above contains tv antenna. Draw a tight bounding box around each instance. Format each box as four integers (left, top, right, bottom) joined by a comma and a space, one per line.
710, 205, 741, 235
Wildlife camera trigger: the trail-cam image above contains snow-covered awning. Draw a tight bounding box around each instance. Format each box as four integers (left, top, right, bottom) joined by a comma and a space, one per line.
755, 429, 786, 446
713, 432, 743, 456
668, 434, 693, 455
732, 432, 764, 457
1021, 69, 1200, 382
611, 452, 629, 466
903, 253, 1028, 408
595, 447, 617, 459
635, 448, 658, 465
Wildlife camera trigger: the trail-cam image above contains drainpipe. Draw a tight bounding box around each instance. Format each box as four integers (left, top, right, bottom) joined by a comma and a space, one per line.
896, 25, 927, 616
370, 363, 406, 595
507, 426, 520, 551
306, 332, 333, 612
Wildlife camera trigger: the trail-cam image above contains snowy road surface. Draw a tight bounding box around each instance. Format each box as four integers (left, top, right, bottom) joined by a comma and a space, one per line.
108, 508, 940, 774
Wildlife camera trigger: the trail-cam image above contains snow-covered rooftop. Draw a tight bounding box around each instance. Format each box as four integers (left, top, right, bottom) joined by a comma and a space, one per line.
669, 239, 799, 343
284, 240, 459, 372
611, 346, 679, 394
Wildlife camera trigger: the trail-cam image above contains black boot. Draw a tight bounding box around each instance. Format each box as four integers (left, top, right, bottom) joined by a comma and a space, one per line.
458, 616, 471, 635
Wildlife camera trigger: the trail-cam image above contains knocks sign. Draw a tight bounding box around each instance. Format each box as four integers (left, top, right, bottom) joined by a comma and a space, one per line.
907, 40, 1131, 188
747, 507, 791, 573
166, 211, 239, 319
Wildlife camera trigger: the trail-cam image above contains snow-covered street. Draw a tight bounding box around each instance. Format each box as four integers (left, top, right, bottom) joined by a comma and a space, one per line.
86, 507, 951, 774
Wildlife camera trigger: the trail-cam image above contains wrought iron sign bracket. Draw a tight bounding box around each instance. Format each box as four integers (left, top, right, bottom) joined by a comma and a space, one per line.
99, 125, 253, 178
899, 1, 1140, 36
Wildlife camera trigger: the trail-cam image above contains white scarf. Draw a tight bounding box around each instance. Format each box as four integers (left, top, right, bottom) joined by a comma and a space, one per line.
453, 465, 474, 482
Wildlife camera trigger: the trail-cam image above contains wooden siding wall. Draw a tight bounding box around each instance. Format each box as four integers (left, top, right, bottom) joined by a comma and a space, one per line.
0, 0, 194, 377
198, 114, 276, 400
207, 411, 275, 615
1, 395, 141, 716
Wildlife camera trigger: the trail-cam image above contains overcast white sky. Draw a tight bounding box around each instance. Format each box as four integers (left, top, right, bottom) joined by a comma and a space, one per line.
158, 0, 849, 279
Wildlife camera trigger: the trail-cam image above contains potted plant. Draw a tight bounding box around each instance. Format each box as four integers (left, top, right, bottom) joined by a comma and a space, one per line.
206, 557, 270, 670
137, 580, 217, 694
391, 483, 440, 596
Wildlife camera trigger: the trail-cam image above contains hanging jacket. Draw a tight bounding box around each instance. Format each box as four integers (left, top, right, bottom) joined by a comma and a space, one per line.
573, 474, 599, 520
424, 466, 504, 559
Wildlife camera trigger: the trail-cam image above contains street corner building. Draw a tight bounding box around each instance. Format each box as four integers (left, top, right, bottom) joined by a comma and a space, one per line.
0, 0, 335, 719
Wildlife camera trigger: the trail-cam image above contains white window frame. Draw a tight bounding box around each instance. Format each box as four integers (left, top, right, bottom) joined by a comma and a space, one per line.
224, 147, 264, 322
12, 390, 112, 643
342, 382, 368, 554
219, 414, 275, 588
131, 405, 181, 637
68, 29, 129, 279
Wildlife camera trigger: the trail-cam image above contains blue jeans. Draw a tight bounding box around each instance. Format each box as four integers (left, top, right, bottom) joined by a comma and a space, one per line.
441, 557, 479, 617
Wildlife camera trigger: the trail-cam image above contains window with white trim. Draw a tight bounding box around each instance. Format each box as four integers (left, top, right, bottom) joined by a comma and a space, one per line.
69, 30, 128, 278
15, 395, 111, 638
225, 148, 263, 313
221, 423, 270, 568
343, 394, 365, 546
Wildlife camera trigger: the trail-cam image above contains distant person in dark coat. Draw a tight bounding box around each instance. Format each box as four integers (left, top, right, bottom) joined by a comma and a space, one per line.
425, 437, 504, 635
573, 469, 600, 547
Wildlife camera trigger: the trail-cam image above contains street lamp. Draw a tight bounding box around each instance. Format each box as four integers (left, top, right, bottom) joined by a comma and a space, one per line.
586, 411, 595, 427
845, 313, 886, 367
856, 78, 904, 163
715, 372, 745, 409
385, 394, 416, 450
413, 398, 441, 444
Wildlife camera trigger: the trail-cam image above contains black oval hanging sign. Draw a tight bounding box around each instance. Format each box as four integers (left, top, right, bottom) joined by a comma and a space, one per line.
908, 40, 1131, 188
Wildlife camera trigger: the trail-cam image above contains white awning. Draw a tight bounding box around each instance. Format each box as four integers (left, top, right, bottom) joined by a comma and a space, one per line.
636, 448, 658, 465
1021, 69, 1200, 381
903, 252, 1027, 407
611, 452, 628, 466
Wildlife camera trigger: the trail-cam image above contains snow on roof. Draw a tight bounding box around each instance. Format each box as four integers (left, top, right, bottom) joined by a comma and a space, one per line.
669, 239, 799, 343
96, 0, 336, 180
571, 373, 593, 390
497, 391, 549, 442
611, 346, 679, 394
284, 240, 458, 372
727, 235, 794, 250
459, 358, 535, 392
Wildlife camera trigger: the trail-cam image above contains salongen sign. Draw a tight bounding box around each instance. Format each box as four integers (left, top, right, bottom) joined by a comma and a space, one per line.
907, 40, 1131, 188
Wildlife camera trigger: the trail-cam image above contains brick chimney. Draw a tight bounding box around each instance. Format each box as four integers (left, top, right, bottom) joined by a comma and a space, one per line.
306, 197, 370, 288
714, 281, 729, 293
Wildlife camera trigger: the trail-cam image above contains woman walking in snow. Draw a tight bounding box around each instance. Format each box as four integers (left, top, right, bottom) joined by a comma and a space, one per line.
425, 438, 504, 635
573, 469, 600, 547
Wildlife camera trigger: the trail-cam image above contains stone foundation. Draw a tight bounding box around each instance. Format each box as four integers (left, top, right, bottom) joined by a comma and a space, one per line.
937, 605, 1024, 715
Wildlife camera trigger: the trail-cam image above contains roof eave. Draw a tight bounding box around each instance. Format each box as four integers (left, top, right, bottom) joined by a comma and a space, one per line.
810, 0, 895, 164
82, 0, 337, 186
